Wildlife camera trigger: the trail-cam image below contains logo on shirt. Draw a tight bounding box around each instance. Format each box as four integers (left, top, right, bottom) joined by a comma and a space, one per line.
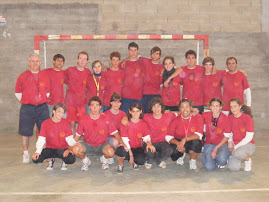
137, 133, 142, 138
194, 77, 199, 82
118, 79, 122, 84
191, 127, 196, 133
39, 82, 45, 87
155, 71, 160, 76
216, 128, 222, 134
99, 129, 105, 135
61, 79, 64, 84
172, 81, 178, 86
240, 128, 246, 133
136, 68, 141, 73
101, 85, 105, 90
161, 127, 167, 132
234, 82, 239, 87
83, 79, 87, 84
60, 132, 65, 138
213, 82, 218, 87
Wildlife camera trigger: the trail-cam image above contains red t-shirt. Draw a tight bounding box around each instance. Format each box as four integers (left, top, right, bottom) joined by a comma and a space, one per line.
120, 119, 150, 148
43, 68, 65, 105
144, 113, 176, 143
222, 71, 250, 111
15, 70, 50, 105
102, 68, 124, 107
85, 74, 106, 105
121, 58, 145, 100
202, 111, 229, 145
76, 114, 117, 147
64, 66, 90, 107
161, 75, 182, 106
226, 113, 255, 145
181, 65, 205, 106
39, 118, 73, 149
141, 57, 163, 95
203, 70, 225, 106
104, 110, 126, 132
168, 114, 204, 140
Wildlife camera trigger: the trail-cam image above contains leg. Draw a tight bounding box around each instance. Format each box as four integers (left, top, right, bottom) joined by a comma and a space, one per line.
32, 148, 55, 164
56, 149, 76, 164
102, 144, 115, 158
187, 139, 202, 170
215, 143, 231, 167
156, 141, 173, 164
201, 144, 216, 171
170, 143, 184, 161
21, 136, 30, 152
144, 143, 155, 164
107, 137, 119, 149
115, 146, 128, 166
133, 147, 146, 165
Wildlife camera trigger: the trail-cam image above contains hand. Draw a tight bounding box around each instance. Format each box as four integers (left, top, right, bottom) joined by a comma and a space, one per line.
164, 79, 170, 88
176, 141, 186, 153
101, 66, 108, 72
119, 142, 129, 152
211, 148, 217, 159
160, 69, 164, 74
239, 70, 247, 76
228, 142, 234, 150
231, 148, 235, 155
129, 156, 134, 165
146, 144, 156, 153
63, 149, 73, 157
212, 67, 217, 75
32, 153, 40, 161
121, 116, 129, 126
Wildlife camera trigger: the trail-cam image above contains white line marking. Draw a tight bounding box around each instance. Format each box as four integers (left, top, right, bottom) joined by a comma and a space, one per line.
1, 189, 269, 195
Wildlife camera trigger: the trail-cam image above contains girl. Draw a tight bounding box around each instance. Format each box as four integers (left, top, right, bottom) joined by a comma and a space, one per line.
227, 98, 255, 171
202, 98, 231, 171
161, 56, 181, 112
115, 103, 155, 174
32, 103, 77, 170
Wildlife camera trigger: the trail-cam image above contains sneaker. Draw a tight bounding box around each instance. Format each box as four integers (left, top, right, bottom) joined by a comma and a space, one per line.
117, 165, 124, 174
244, 158, 252, 172
22, 153, 30, 164
81, 156, 91, 171
46, 158, 55, 170
60, 161, 68, 171
102, 163, 109, 170
100, 155, 109, 170
189, 159, 197, 170
133, 163, 139, 170
217, 165, 225, 169
158, 161, 166, 169
145, 162, 152, 169
176, 153, 186, 165
107, 157, 114, 165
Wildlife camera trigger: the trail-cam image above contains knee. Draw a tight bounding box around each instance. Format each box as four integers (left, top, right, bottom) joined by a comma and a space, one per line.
163, 146, 173, 157
216, 155, 229, 166
115, 146, 127, 157
228, 158, 241, 172
64, 155, 76, 164
72, 144, 84, 156
203, 161, 216, 171
109, 138, 119, 149
104, 146, 115, 158
135, 155, 146, 165
233, 150, 246, 160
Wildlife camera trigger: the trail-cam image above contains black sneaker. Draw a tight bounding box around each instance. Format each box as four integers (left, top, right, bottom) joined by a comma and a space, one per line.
133, 163, 139, 170
46, 158, 55, 170
117, 165, 124, 174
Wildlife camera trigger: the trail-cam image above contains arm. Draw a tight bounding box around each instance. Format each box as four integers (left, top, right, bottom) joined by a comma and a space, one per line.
32, 136, 46, 160
244, 88, 251, 107
15, 93, 22, 102
128, 148, 134, 165
211, 137, 229, 159
142, 135, 156, 153
234, 132, 254, 150
164, 67, 183, 87
114, 132, 128, 151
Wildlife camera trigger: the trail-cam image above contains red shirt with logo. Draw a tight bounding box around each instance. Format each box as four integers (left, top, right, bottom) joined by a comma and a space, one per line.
104, 110, 126, 132
144, 113, 176, 143
222, 71, 250, 111
76, 114, 117, 147
121, 58, 145, 100
120, 119, 150, 148
85, 74, 106, 105
43, 68, 65, 105
161, 75, 182, 106
226, 113, 255, 145
15, 70, 50, 105
64, 66, 90, 107
38, 118, 72, 149
168, 114, 204, 140
202, 111, 229, 145
102, 68, 124, 107
181, 65, 205, 106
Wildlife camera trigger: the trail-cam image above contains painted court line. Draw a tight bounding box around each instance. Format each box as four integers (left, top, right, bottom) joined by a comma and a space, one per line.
1, 188, 269, 195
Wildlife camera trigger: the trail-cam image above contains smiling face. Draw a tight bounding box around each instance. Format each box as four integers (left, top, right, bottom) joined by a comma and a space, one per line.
227, 58, 237, 73
180, 101, 192, 118
152, 103, 162, 117
129, 107, 142, 121
186, 54, 197, 68
164, 58, 174, 71
230, 101, 242, 117
28, 55, 41, 73
210, 101, 222, 116
53, 107, 65, 122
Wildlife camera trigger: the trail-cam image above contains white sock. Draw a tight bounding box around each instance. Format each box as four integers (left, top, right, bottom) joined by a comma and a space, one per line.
23, 151, 29, 155
82, 156, 88, 163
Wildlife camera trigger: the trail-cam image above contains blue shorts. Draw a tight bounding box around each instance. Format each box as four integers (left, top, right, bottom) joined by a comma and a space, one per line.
121, 98, 142, 113
19, 103, 49, 137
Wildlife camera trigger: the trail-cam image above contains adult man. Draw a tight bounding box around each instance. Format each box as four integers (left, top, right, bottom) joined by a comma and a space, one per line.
120, 42, 145, 113
15, 53, 50, 163
222, 57, 251, 114
64, 51, 90, 134
43, 54, 65, 117
71, 96, 127, 171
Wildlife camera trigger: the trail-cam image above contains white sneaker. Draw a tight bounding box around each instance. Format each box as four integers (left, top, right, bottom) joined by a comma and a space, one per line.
176, 153, 185, 165
189, 159, 197, 170
133, 163, 139, 170
102, 163, 109, 170
107, 157, 114, 165
46, 158, 55, 170
145, 162, 152, 169
100, 155, 109, 170
81, 156, 91, 171
22, 153, 30, 164
244, 158, 252, 172
61, 161, 68, 171
158, 161, 166, 169
217, 165, 225, 169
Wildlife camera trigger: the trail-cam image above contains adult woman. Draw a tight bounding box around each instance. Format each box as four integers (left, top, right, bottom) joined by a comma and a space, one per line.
202, 98, 231, 171
115, 103, 155, 174
166, 99, 204, 170
161, 56, 181, 112
32, 103, 76, 170
227, 98, 255, 171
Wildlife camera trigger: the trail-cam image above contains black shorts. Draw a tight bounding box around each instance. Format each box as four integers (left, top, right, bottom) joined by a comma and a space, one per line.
19, 103, 49, 137
165, 105, 179, 112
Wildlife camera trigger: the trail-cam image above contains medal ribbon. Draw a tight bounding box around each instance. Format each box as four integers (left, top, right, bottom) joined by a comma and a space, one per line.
93, 75, 101, 96
182, 116, 191, 137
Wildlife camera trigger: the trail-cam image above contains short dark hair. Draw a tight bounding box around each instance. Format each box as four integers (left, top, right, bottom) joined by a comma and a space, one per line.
163, 56, 175, 65
128, 42, 139, 50
202, 57, 215, 66
149, 97, 165, 114
52, 103, 66, 117
226, 57, 237, 65
179, 98, 193, 108
53, 54, 65, 63
88, 96, 102, 106
110, 93, 122, 107
78, 51, 89, 61
127, 103, 144, 120
150, 46, 161, 55
185, 50, 197, 59
110, 52, 121, 60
